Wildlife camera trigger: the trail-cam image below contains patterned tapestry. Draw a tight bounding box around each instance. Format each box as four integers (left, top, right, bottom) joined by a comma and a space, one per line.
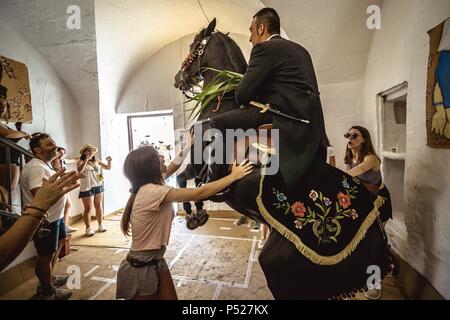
427, 18, 450, 148
0, 55, 33, 123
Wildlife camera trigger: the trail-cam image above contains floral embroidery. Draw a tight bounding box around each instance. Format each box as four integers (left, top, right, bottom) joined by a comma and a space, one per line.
272, 188, 291, 215
271, 175, 361, 245
337, 192, 351, 209
291, 202, 306, 217
309, 190, 319, 202
276, 192, 287, 202
342, 180, 350, 189
352, 177, 361, 185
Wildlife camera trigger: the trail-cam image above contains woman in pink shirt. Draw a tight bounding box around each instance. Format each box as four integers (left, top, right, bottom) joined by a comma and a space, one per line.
116, 146, 252, 300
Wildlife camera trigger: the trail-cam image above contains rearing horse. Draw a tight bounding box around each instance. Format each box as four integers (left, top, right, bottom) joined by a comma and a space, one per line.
174, 19, 392, 299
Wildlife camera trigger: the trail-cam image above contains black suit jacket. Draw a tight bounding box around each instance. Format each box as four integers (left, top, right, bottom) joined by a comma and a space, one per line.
236, 36, 327, 187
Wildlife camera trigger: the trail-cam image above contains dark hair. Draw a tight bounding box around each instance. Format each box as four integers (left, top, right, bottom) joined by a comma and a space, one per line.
29, 132, 50, 155
253, 7, 281, 34
121, 146, 164, 236
80, 152, 96, 162
57, 147, 66, 153
344, 126, 379, 165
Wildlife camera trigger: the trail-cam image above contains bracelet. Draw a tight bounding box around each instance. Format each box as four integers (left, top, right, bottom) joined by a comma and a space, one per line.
24, 205, 48, 214
21, 208, 48, 220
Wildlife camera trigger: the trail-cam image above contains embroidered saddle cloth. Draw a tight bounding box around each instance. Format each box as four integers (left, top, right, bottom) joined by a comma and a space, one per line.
257, 157, 384, 266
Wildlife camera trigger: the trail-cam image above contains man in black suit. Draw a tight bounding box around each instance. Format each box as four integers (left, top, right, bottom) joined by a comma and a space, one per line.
210, 7, 327, 188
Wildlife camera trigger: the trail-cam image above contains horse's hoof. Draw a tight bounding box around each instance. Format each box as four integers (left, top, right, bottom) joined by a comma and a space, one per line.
196, 210, 209, 226
186, 215, 199, 230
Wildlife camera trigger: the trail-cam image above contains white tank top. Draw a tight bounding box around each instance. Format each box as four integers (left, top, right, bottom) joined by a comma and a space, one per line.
80, 161, 104, 192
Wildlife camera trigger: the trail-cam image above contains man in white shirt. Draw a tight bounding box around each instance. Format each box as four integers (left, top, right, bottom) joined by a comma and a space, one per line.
20, 132, 72, 300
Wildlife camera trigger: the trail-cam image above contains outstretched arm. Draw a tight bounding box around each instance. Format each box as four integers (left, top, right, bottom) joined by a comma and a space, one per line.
164, 160, 252, 203
165, 131, 194, 179
0, 170, 80, 272
99, 156, 112, 170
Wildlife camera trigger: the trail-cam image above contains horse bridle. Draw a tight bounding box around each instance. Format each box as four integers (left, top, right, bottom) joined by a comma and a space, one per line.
179, 35, 211, 99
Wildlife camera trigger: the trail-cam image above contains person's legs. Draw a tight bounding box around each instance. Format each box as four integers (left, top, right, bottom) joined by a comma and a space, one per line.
10, 164, 20, 192
194, 177, 204, 211
94, 191, 106, 232
35, 255, 53, 294
207, 108, 272, 181
81, 196, 94, 236
52, 219, 67, 267
176, 173, 192, 214
258, 224, 269, 250
33, 220, 59, 294
63, 197, 71, 226
156, 269, 178, 300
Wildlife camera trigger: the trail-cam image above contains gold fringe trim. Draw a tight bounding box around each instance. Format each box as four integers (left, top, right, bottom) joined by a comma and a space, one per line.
256, 172, 384, 266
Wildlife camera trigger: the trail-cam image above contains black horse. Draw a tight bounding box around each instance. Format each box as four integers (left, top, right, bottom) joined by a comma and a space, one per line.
174, 19, 392, 299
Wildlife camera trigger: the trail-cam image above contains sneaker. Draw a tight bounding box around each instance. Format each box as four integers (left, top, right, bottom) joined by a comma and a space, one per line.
52, 275, 69, 287
97, 224, 107, 233
38, 287, 72, 300
365, 288, 382, 300
257, 238, 266, 250
85, 227, 94, 237
66, 225, 78, 233
234, 215, 247, 226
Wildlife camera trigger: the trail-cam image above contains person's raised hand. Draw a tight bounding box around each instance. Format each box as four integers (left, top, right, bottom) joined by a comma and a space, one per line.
230, 159, 253, 181
31, 169, 80, 211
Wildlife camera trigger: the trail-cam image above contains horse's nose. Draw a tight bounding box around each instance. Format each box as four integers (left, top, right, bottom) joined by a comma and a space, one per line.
174, 71, 184, 89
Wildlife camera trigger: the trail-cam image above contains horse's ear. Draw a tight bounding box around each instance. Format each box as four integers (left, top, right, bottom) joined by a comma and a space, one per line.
205, 18, 216, 37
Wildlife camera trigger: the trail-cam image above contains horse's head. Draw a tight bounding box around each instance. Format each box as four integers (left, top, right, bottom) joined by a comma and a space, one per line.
174, 18, 217, 92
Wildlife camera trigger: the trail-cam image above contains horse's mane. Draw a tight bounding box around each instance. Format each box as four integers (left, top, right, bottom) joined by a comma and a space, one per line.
196, 29, 248, 74
214, 32, 248, 74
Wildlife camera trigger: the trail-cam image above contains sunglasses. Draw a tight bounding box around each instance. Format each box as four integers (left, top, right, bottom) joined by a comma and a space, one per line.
344, 133, 360, 140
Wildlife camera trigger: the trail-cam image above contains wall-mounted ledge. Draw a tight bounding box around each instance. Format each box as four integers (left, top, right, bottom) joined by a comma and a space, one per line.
381, 151, 406, 160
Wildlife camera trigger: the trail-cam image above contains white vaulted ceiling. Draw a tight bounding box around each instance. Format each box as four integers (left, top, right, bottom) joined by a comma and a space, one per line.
0, 0, 382, 113
0, 0, 99, 113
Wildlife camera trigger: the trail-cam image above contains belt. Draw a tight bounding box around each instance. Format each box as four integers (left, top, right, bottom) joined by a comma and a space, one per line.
126, 255, 160, 268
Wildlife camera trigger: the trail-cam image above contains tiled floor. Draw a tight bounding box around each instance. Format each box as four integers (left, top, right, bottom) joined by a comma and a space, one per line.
0, 211, 407, 300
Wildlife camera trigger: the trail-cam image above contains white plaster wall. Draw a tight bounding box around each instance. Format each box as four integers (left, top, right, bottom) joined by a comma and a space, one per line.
319, 80, 365, 170
0, 21, 82, 270
112, 33, 252, 213
362, 0, 450, 298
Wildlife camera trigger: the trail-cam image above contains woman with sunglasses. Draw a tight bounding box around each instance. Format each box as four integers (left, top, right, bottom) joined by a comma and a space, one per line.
344, 126, 392, 299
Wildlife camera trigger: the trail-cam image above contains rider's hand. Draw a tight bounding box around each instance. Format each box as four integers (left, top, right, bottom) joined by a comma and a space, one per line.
230, 159, 253, 181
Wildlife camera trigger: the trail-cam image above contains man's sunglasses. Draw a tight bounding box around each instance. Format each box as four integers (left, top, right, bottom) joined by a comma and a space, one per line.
344, 133, 360, 140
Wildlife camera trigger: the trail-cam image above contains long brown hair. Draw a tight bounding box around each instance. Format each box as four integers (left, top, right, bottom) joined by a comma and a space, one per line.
344, 126, 379, 165
121, 147, 163, 236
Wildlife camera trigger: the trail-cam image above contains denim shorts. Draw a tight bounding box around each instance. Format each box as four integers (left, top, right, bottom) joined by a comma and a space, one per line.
33, 218, 67, 256
79, 185, 104, 199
